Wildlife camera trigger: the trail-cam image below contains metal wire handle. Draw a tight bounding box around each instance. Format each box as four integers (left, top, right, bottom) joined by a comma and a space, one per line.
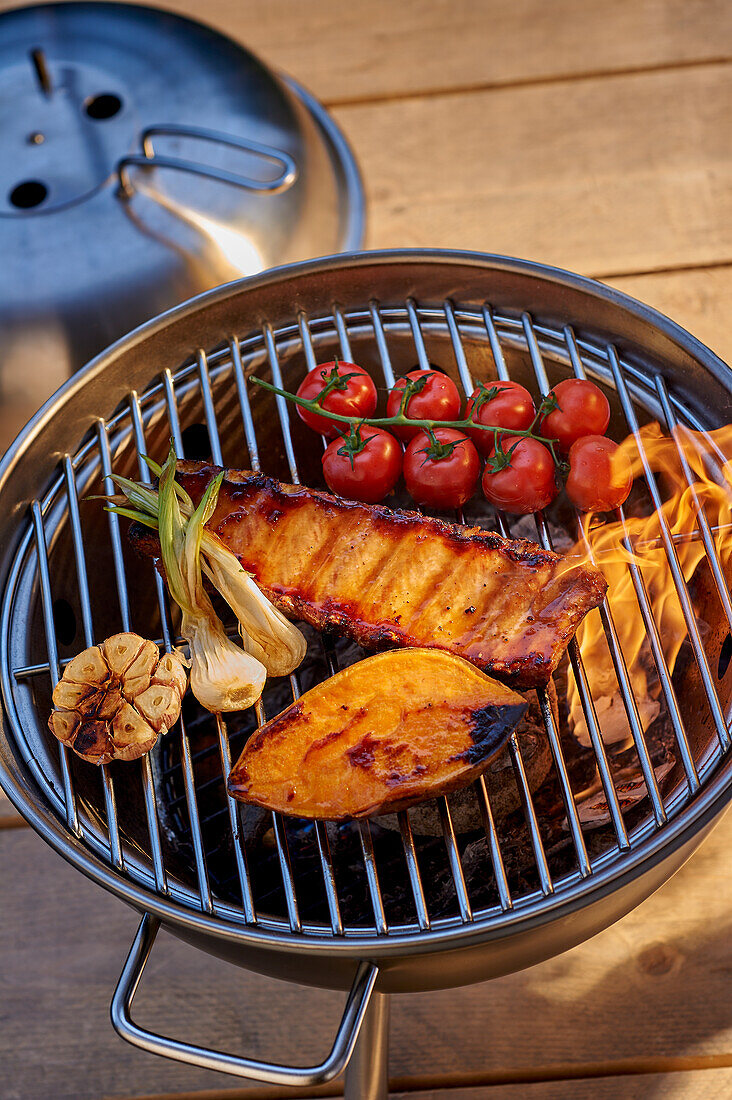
111, 913, 379, 1085
117, 123, 298, 198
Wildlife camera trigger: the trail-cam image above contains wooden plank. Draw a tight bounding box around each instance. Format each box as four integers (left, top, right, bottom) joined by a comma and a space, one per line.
2, 809, 732, 1100
606, 265, 732, 366
1, 0, 725, 104
120, 1065, 732, 1099
388, 1070, 732, 1098
333, 64, 732, 277
0, 789, 23, 829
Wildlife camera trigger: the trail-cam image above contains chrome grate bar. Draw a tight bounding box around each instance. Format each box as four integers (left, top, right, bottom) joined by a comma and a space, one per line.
320, 636, 387, 934
231, 347, 262, 474
62, 456, 122, 868
30, 501, 78, 834
260, 321, 350, 929
332, 304, 353, 362
438, 798, 473, 922
358, 819, 389, 935
162, 358, 256, 917
230, 339, 260, 472
96, 420, 168, 894
264, 323, 299, 483
297, 312, 318, 374
374, 301, 478, 921
287, 665, 343, 935
448, 300, 559, 886
608, 346, 730, 751
523, 315, 650, 836
369, 301, 396, 387
129, 393, 212, 913
314, 820, 344, 935
216, 713, 256, 924
481, 305, 509, 376
654, 376, 732, 634
397, 812, 430, 931
475, 776, 513, 911
510, 734, 553, 895
563, 327, 697, 795
196, 350, 224, 466
612, 513, 700, 792
406, 297, 431, 372
492, 309, 626, 848
255, 698, 301, 933
162, 368, 184, 454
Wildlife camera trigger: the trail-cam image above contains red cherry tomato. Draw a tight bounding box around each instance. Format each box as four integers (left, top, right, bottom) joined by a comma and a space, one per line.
296, 360, 377, 438
566, 435, 633, 512
466, 381, 536, 456
481, 435, 558, 515
386, 368, 462, 440
403, 428, 480, 509
322, 427, 402, 503
539, 379, 610, 453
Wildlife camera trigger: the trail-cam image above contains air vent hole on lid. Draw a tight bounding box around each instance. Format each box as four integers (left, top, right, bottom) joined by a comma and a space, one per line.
84, 93, 123, 120
9, 180, 48, 209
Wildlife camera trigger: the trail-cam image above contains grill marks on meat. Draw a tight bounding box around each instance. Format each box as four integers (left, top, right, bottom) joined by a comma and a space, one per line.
137, 462, 607, 691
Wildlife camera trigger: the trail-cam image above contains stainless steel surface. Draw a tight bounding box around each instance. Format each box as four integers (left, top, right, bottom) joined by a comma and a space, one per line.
344, 992, 390, 1100
0, 251, 731, 1084
111, 913, 380, 1085
0, 2, 364, 399
117, 124, 299, 199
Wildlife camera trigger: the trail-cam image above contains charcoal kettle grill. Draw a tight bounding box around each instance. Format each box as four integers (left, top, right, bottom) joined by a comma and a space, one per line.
1, 250, 731, 1096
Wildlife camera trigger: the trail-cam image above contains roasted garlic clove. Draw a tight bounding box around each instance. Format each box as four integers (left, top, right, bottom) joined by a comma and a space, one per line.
48, 632, 188, 764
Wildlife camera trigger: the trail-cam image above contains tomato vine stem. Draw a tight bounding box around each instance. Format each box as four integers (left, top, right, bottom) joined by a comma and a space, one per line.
250, 376, 564, 468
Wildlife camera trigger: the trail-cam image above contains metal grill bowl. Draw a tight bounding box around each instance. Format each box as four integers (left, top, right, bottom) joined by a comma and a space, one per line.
1, 249, 731, 1090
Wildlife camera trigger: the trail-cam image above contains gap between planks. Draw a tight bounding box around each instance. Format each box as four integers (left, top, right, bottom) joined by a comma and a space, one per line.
322, 54, 732, 110
105, 1053, 732, 1100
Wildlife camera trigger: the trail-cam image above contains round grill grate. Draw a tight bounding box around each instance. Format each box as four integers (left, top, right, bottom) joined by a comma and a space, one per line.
1, 253, 731, 962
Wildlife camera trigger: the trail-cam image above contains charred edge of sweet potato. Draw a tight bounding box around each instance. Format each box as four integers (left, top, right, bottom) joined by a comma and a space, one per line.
462, 701, 528, 763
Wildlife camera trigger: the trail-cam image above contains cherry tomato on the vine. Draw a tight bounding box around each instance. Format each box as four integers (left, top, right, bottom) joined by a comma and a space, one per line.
386, 368, 462, 440
539, 378, 610, 453
565, 435, 633, 512
466, 381, 536, 456
481, 436, 558, 515
321, 426, 402, 503
403, 428, 480, 510
296, 360, 377, 438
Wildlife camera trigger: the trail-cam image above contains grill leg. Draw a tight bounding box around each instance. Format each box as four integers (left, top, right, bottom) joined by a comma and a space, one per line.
344, 990, 390, 1100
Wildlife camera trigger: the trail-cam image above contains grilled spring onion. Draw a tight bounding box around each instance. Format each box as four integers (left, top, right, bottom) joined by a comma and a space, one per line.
107, 448, 305, 711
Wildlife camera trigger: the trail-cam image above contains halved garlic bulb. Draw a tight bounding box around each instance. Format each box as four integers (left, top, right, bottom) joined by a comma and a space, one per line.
48, 632, 187, 764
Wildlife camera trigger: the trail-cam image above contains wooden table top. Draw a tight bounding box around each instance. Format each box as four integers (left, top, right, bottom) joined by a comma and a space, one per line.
1, 1, 731, 1097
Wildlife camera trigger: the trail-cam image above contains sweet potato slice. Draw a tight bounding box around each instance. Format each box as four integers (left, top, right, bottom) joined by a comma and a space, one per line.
228, 649, 528, 819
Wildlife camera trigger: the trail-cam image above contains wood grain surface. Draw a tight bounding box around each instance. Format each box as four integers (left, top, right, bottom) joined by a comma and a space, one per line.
333, 64, 732, 275
2, 811, 732, 1100
3, 0, 725, 104
0, 0, 731, 1097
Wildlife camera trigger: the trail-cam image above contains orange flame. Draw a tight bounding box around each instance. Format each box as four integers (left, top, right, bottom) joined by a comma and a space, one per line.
567, 421, 732, 748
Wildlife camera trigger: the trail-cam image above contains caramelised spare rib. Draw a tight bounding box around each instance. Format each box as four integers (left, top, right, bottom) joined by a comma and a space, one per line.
130, 462, 607, 691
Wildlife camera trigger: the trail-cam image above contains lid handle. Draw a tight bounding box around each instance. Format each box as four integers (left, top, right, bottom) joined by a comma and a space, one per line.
117, 123, 298, 198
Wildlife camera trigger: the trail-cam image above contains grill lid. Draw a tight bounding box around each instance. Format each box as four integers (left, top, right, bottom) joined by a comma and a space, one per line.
0, 2, 364, 418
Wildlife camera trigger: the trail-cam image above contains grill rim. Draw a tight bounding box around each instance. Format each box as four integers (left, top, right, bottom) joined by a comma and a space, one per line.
1, 247, 731, 965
